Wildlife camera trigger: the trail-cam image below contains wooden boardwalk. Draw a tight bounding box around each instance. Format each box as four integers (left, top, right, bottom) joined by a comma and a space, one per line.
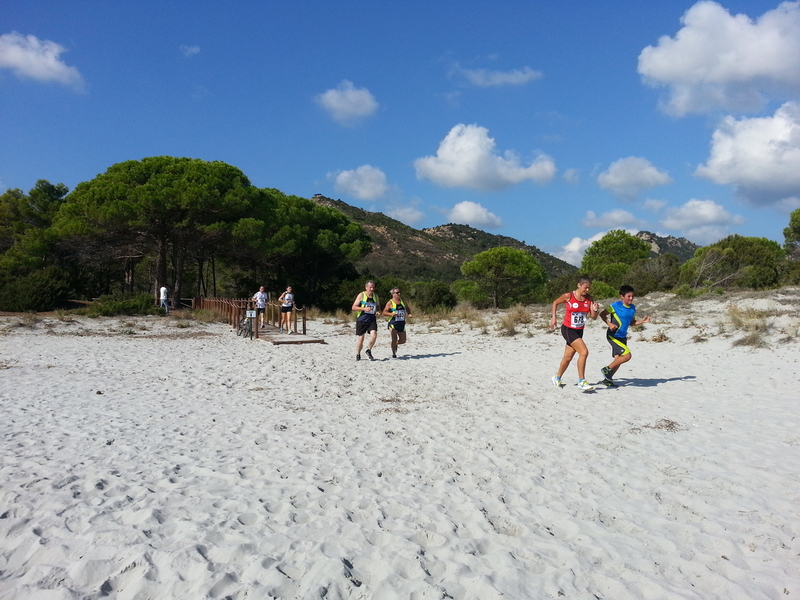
193, 296, 325, 345
255, 323, 325, 345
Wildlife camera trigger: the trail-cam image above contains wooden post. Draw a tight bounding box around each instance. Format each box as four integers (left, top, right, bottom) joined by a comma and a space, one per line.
252, 298, 258, 339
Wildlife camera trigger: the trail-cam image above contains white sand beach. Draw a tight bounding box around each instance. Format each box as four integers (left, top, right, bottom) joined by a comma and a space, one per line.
1, 290, 799, 599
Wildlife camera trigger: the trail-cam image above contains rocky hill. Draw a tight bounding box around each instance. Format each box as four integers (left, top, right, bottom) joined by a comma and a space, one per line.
635, 231, 699, 263
311, 195, 577, 281
311, 196, 700, 282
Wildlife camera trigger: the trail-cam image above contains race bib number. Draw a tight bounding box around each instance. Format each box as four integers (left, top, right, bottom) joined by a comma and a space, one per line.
394, 309, 406, 322
570, 312, 586, 328
364, 302, 376, 313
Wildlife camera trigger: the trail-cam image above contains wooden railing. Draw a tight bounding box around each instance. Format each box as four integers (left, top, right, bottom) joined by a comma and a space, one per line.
192, 296, 307, 338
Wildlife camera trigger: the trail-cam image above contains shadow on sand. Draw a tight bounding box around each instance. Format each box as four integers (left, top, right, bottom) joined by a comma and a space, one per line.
384, 352, 462, 361
607, 375, 697, 388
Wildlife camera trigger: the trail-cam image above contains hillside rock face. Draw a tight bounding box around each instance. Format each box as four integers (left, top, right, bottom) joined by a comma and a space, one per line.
635, 231, 699, 263
311, 196, 700, 279
311, 195, 576, 281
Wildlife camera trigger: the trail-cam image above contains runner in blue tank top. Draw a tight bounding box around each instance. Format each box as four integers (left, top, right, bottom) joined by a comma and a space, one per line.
598, 285, 651, 386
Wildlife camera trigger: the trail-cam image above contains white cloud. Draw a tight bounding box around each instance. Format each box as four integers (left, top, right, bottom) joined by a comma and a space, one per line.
597, 157, 672, 200
660, 198, 745, 244
331, 165, 388, 201
643, 198, 668, 212
180, 45, 200, 57
386, 205, 425, 227
414, 124, 556, 191
563, 168, 580, 184
696, 101, 800, 206
776, 196, 800, 212
582, 209, 646, 229
638, 1, 800, 116
0, 31, 83, 89
316, 80, 379, 124
446, 201, 503, 228
455, 64, 542, 87
557, 232, 607, 267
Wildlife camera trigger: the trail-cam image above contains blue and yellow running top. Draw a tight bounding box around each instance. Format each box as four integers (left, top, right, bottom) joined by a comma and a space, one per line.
356, 292, 379, 323
606, 300, 637, 338
386, 299, 407, 326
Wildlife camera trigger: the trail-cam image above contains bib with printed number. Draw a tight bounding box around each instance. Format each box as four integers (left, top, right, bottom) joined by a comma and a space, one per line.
563, 292, 592, 330
357, 293, 378, 322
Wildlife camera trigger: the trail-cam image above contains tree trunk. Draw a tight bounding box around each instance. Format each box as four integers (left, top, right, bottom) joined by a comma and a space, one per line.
124, 258, 135, 294
174, 242, 186, 311
211, 254, 217, 297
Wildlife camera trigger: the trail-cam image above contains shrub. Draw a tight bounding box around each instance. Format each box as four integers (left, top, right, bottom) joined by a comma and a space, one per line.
410, 281, 457, 311
86, 293, 161, 317
679, 235, 783, 290
674, 284, 700, 298
0, 266, 74, 312
451, 280, 488, 307
625, 254, 679, 295
193, 308, 227, 323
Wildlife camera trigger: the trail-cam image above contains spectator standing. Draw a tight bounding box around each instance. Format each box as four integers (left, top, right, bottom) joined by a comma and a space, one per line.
159, 285, 169, 314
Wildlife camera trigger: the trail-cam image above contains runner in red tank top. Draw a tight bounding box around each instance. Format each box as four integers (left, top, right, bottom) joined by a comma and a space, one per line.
549, 276, 600, 390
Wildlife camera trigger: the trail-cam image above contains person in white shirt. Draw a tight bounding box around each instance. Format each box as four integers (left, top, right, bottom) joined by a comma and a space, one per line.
159, 286, 169, 314
252, 286, 268, 328
278, 285, 295, 334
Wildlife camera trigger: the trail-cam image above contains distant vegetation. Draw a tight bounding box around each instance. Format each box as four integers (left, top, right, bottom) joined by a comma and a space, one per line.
1, 160, 798, 314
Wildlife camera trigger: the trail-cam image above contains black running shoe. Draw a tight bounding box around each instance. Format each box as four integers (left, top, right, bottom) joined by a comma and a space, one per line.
365, 349, 375, 361
356, 354, 361, 361
601, 366, 613, 379
392, 353, 397, 358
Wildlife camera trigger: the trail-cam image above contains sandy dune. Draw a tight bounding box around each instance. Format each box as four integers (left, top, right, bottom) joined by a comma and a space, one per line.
1, 290, 799, 599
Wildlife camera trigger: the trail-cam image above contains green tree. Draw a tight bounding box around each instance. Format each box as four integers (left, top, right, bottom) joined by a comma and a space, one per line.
261, 193, 371, 307
0, 180, 69, 253
409, 281, 457, 311
450, 279, 486, 307
56, 157, 271, 302
624, 253, 680, 295
679, 235, 783, 289
0, 181, 74, 311
784, 207, 800, 258
581, 230, 650, 288
460, 247, 546, 308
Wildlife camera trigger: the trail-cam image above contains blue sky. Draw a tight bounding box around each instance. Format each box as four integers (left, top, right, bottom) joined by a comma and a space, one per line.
2, 1, 799, 265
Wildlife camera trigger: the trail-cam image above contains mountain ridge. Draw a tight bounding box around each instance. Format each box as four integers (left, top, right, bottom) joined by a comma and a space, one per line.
310, 195, 699, 281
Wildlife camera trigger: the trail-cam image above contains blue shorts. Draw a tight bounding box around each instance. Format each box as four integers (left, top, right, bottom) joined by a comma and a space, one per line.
388, 321, 406, 333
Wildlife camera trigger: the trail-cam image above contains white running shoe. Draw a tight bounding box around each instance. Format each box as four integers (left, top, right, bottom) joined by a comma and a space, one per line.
551, 375, 564, 388
578, 379, 595, 391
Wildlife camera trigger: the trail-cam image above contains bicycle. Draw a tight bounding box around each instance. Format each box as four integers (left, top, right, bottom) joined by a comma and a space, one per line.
237, 314, 253, 339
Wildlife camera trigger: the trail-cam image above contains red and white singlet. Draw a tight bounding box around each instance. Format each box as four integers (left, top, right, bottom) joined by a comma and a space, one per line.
563, 292, 592, 330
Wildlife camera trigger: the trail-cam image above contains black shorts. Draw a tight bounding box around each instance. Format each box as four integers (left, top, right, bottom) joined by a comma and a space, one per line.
256, 307, 265, 315
281, 305, 293, 313
561, 324, 584, 346
607, 332, 630, 356
388, 321, 406, 333
356, 319, 377, 336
